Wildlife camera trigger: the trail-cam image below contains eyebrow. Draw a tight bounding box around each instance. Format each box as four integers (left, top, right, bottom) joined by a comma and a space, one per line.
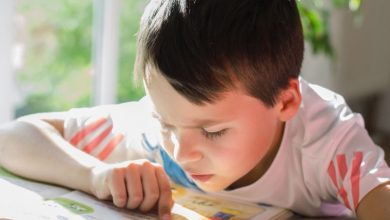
151, 112, 225, 128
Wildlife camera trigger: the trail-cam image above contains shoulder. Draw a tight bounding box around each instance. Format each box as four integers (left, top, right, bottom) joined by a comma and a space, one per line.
64, 96, 155, 130
296, 78, 364, 149
299, 78, 361, 126
62, 96, 161, 161
66, 97, 149, 118
292, 79, 390, 213
294, 79, 373, 166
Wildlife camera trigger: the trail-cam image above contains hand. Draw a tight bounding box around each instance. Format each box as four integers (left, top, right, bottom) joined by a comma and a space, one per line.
89, 159, 173, 219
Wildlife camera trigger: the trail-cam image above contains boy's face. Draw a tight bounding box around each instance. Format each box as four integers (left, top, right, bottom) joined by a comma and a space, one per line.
145, 69, 285, 192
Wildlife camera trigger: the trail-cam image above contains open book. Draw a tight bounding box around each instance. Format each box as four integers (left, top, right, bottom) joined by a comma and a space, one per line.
0, 166, 293, 220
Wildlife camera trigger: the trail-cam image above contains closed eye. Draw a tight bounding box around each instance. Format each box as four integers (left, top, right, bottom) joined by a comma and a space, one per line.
201, 128, 228, 140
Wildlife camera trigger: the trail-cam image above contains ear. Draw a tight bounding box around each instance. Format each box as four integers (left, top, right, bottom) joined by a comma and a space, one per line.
276, 79, 301, 122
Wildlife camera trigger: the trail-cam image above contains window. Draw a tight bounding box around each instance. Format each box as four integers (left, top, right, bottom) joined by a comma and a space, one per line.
5, 0, 146, 120
14, 0, 94, 117
117, 0, 147, 103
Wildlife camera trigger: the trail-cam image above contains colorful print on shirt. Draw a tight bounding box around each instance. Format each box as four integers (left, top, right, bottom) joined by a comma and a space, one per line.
327, 151, 363, 210
68, 116, 124, 161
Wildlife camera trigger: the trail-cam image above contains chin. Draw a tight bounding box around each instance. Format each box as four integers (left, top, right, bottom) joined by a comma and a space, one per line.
196, 181, 230, 192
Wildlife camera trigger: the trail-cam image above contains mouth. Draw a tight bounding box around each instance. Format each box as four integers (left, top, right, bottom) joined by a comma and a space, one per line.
190, 174, 214, 182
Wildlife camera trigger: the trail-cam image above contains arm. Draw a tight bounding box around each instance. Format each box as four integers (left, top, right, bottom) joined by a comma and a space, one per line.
356, 181, 390, 220
0, 113, 102, 194
0, 112, 173, 219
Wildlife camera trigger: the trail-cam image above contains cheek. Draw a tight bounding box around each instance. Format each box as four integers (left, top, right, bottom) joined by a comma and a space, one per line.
216, 128, 272, 168
247, 116, 279, 150
234, 142, 265, 167
209, 136, 258, 166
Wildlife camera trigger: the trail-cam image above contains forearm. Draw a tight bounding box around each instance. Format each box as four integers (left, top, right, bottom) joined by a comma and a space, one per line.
0, 120, 105, 194
356, 182, 390, 220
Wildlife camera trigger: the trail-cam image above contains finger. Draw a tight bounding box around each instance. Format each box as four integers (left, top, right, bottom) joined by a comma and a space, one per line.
125, 163, 144, 209
156, 166, 173, 220
108, 168, 127, 208
138, 161, 160, 212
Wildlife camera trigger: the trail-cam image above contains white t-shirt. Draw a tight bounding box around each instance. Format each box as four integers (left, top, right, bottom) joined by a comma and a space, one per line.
210, 79, 390, 216
63, 78, 390, 217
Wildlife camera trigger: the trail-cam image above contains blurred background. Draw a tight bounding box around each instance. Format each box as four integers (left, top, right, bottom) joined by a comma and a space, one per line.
0, 0, 389, 160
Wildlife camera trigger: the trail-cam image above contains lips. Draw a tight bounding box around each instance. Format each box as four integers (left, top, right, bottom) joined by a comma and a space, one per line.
190, 174, 214, 182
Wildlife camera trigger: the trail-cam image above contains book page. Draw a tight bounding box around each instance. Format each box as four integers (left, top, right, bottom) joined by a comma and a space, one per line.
0, 166, 292, 220
0, 166, 206, 220
0, 166, 71, 199
0, 178, 84, 220
50, 190, 207, 220
171, 184, 292, 220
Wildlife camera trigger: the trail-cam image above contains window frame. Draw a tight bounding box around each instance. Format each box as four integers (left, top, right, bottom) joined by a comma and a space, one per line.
0, 0, 16, 123
92, 0, 121, 105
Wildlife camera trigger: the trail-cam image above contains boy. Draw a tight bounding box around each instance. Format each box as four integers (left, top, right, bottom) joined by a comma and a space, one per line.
1, 0, 390, 219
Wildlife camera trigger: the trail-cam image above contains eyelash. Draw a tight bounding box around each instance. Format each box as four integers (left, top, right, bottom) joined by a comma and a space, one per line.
201, 129, 227, 140
160, 121, 227, 140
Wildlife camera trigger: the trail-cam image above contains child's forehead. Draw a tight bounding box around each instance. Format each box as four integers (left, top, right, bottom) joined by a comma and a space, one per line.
144, 63, 247, 94
145, 71, 270, 126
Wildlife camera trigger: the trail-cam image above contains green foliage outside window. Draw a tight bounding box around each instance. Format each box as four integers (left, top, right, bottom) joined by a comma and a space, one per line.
15, 0, 146, 117
298, 0, 362, 56
117, 0, 147, 103
15, 0, 94, 116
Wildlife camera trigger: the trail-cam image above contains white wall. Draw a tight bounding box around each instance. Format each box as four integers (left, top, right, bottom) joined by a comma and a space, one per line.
0, 1, 15, 123
303, 0, 390, 98
377, 89, 390, 133
301, 0, 390, 133
331, 0, 390, 100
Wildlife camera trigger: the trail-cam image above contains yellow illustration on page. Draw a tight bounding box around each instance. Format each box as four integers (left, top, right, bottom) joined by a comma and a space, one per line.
171, 184, 265, 220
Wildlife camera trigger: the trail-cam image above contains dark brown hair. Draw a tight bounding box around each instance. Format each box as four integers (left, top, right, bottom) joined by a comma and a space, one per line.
135, 0, 304, 107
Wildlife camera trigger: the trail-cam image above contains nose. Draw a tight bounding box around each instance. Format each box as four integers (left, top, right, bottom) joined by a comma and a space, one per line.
172, 129, 202, 164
